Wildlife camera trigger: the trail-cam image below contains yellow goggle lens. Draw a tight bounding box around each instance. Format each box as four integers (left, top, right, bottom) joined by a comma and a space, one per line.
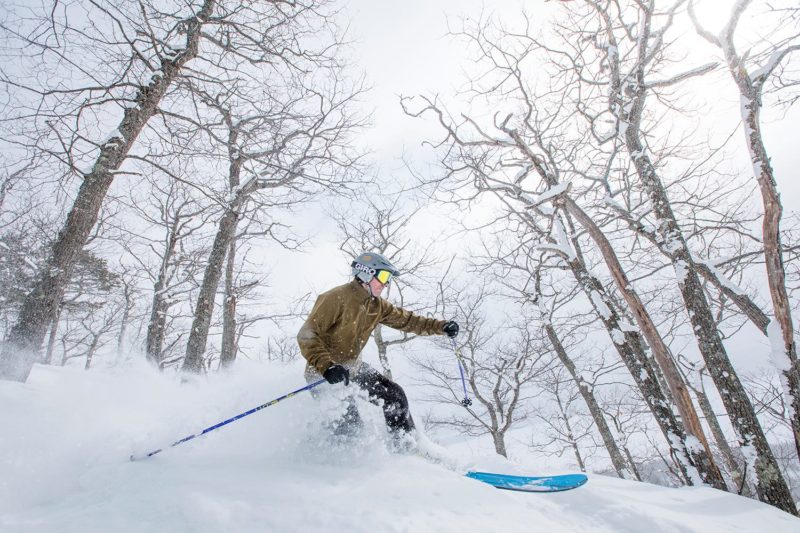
375, 270, 392, 284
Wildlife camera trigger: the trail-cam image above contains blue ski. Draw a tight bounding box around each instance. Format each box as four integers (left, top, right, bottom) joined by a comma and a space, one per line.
465, 471, 588, 493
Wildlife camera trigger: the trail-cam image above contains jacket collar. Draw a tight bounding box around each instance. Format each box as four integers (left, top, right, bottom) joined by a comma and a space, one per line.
349, 278, 373, 303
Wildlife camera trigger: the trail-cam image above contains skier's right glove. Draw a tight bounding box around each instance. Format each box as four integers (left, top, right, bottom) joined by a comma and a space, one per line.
323, 364, 350, 386
442, 321, 460, 338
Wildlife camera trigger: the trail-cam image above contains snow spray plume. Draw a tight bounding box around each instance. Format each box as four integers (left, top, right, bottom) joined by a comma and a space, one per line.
130, 378, 326, 461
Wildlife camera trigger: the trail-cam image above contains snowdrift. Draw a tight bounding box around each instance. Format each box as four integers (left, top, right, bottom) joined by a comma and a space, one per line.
1, 361, 798, 532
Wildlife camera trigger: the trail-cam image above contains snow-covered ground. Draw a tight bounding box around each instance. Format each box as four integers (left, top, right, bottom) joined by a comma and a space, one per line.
1, 361, 798, 532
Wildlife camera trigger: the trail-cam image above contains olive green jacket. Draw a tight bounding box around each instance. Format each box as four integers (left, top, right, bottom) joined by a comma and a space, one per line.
297, 280, 446, 375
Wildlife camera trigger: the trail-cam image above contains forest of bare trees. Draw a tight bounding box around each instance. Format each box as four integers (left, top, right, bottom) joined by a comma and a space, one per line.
1, 0, 799, 516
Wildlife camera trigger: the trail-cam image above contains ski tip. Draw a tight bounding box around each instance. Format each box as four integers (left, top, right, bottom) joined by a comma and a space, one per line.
465, 471, 588, 492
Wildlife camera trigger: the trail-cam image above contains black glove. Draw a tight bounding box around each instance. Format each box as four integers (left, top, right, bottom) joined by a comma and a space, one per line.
442, 320, 459, 338
323, 364, 350, 386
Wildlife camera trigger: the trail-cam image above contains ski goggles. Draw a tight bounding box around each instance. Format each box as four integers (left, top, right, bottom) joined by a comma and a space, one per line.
375, 269, 393, 285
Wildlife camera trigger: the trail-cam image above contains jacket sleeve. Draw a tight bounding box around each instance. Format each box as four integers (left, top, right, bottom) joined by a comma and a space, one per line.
378, 299, 446, 336
297, 292, 340, 374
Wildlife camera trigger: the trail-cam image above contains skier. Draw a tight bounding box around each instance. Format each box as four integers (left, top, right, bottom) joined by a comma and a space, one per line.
297, 252, 459, 447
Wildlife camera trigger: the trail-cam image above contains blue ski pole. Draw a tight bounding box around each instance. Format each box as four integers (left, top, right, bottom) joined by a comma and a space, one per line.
130, 378, 326, 461
450, 337, 472, 407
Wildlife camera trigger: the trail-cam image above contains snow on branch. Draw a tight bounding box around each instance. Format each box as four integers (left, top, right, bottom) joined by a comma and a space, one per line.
520, 182, 570, 209
645, 63, 719, 89
749, 44, 800, 85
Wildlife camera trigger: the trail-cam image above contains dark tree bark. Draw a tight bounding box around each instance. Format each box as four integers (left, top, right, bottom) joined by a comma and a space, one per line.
219, 239, 238, 369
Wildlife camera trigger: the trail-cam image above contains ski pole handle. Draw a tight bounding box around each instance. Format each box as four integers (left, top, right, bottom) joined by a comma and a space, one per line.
131, 378, 326, 461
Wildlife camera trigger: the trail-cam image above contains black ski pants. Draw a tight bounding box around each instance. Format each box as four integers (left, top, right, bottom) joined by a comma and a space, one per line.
334, 363, 415, 436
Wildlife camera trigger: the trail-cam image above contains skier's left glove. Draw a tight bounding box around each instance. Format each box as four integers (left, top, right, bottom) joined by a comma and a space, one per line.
442, 321, 459, 338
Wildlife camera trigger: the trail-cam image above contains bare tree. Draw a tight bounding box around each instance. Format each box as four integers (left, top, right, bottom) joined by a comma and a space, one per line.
543, 319, 636, 478
575, 0, 793, 509
415, 283, 554, 458
80, 304, 120, 370
263, 335, 302, 364
110, 174, 208, 368
532, 367, 592, 472
114, 265, 139, 358
401, 107, 726, 489
0, 0, 218, 381
401, 2, 800, 509
219, 239, 240, 369
180, 57, 366, 373
690, 0, 800, 464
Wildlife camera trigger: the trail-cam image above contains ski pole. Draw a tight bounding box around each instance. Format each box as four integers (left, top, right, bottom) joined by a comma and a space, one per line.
130, 378, 326, 461
450, 337, 472, 407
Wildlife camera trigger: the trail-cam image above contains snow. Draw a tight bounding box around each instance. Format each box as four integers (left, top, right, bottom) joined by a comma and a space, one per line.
673, 259, 689, 284
590, 291, 612, 320
549, 216, 577, 261
1, 362, 799, 532
602, 194, 626, 213
766, 320, 791, 373
696, 259, 746, 296
766, 319, 796, 422
611, 329, 627, 346
520, 182, 570, 209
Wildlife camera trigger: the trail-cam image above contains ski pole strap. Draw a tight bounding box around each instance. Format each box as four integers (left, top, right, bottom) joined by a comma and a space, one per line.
131, 378, 327, 461
451, 337, 472, 407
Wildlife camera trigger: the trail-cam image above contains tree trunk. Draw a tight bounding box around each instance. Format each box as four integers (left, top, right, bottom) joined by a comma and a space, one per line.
219, 239, 238, 369
556, 391, 586, 472
546, 324, 632, 479
84, 334, 100, 370
182, 206, 240, 373
745, 104, 800, 463
0, 0, 217, 382
116, 281, 134, 355
43, 302, 63, 365
145, 215, 182, 368
691, 371, 751, 496
492, 431, 507, 458
621, 444, 642, 482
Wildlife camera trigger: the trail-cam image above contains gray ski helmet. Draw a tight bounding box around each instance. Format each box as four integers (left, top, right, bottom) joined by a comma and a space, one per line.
351, 252, 400, 283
